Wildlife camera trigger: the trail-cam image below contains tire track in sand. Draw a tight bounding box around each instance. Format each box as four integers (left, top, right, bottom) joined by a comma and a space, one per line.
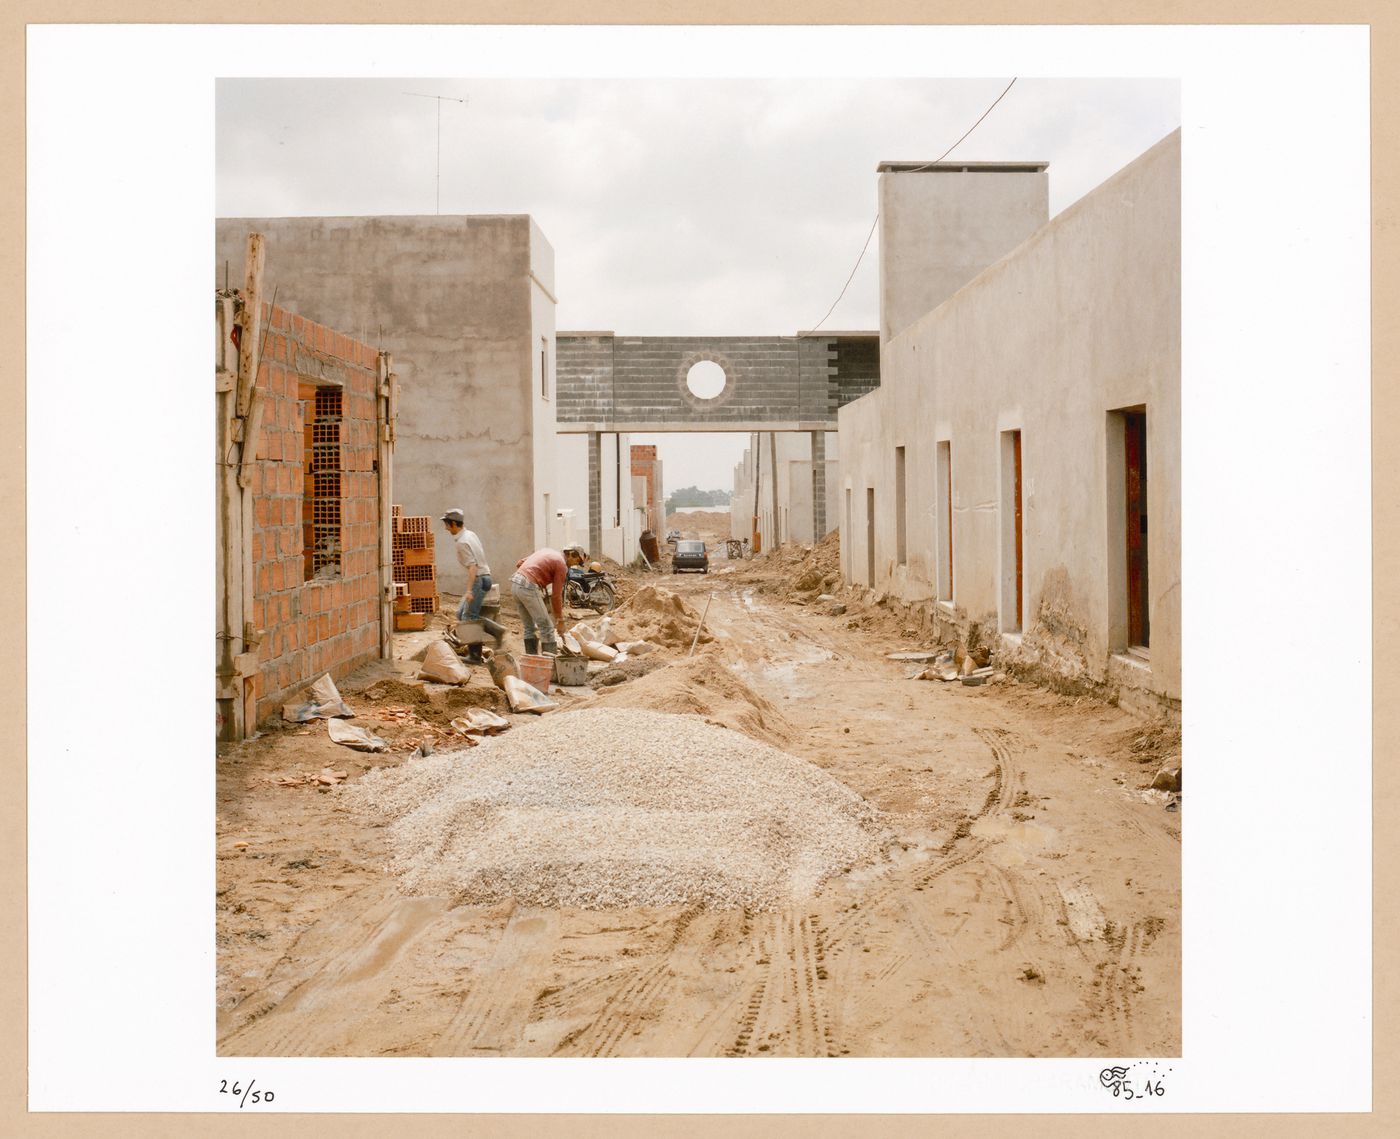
550, 907, 700, 1057
729, 911, 835, 1056
221, 895, 444, 1055
824, 725, 1020, 954
430, 907, 560, 1055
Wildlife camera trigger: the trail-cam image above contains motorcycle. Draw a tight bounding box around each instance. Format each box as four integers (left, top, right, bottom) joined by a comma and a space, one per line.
564, 566, 617, 614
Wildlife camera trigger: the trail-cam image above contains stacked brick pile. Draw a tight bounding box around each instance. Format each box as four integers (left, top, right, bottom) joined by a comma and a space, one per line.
392, 505, 438, 630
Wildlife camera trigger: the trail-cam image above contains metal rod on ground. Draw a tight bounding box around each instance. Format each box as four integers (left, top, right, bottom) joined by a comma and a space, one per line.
689, 592, 716, 657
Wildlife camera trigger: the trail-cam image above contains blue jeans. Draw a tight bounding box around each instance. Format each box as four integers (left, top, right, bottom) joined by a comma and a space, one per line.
457, 572, 492, 622
511, 573, 558, 653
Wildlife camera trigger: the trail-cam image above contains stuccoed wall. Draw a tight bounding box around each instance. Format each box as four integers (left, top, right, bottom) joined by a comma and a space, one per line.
840, 132, 1181, 707
878, 161, 1048, 344
215, 215, 553, 595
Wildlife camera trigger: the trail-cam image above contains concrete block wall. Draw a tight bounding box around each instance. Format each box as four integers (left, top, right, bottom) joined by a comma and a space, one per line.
247, 303, 383, 724
556, 333, 879, 431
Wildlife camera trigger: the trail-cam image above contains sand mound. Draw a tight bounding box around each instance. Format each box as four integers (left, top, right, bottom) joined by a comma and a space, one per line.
345, 708, 888, 910
607, 585, 715, 649
593, 649, 788, 745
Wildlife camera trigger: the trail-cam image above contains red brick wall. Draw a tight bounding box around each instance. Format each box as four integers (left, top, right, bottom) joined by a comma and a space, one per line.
631, 445, 660, 531
246, 304, 384, 724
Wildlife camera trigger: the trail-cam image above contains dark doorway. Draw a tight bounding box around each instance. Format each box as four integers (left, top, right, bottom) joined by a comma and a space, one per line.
1012, 430, 1023, 630
1000, 428, 1023, 631
935, 440, 952, 600
1124, 410, 1149, 647
866, 487, 876, 586
895, 446, 907, 565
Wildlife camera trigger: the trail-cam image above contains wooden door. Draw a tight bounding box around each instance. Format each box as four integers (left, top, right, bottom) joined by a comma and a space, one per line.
1124, 411, 1149, 646
1012, 431, 1023, 630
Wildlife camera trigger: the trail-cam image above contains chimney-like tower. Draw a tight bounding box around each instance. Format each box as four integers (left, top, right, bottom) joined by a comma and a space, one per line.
877, 160, 1050, 344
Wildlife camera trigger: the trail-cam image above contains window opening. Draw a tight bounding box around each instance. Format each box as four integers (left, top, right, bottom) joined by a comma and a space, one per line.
304, 385, 343, 581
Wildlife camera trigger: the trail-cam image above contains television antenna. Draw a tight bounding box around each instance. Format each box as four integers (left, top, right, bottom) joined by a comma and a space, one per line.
403, 92, 467, 214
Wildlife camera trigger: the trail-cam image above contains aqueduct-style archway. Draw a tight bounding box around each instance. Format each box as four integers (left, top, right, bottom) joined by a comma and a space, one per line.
555, 332, 879, 555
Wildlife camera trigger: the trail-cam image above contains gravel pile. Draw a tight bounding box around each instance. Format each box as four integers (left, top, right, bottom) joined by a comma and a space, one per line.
345, 707, 889, 910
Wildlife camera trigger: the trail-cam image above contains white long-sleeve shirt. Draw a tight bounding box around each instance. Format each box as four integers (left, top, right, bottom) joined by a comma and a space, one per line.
454, 529, 490, 577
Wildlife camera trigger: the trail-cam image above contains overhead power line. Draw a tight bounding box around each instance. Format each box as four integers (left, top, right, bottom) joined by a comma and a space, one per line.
809, 77, 1019, 333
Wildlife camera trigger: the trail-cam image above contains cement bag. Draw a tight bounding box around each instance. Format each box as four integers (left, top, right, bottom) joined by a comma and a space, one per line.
451, 709, 512, 736
561, 632, 584, 656
419, 640, 471, 685
503, 674, 558, 714
616, 640, 658, 656
581, 640, 618, 662
569, 620, 600, 645
327, 718, 387, 752
487, 651, 520, 691
282, 673, 354, 722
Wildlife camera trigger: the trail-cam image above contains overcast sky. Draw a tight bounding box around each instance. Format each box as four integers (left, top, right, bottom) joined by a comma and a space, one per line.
217, 78, 1178, 491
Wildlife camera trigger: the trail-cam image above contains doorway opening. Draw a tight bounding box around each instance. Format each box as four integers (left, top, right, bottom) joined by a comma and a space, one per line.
844, 488, 853, 579
866, 487, 876, 586
894, 445, 907, 565
999, 428, 1023, 632
1106, 405, 1149, 653
1123, 409, 1149, 647
935, 440, 952, 601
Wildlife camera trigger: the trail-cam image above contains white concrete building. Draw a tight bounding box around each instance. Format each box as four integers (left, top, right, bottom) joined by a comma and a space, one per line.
731, 432, 839, 548
839, 132, 1181, 713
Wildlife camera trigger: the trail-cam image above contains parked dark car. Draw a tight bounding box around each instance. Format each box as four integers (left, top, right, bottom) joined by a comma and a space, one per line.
672, 539, 709, 574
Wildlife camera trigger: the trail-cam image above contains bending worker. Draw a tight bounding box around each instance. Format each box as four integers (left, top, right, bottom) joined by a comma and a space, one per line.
511, 544, 588, 656
440, 510, 507, 652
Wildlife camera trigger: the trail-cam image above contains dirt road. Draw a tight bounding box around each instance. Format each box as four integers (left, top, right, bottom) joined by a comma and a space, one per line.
216, 566, 1179, 1057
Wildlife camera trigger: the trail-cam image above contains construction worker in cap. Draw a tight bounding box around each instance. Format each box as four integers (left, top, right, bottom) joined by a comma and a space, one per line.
441, 510, 507, 659
511, 544, 588, 656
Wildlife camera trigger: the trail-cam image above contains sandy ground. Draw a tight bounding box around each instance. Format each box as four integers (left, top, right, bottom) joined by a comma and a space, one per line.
216, 550, 1180, 1057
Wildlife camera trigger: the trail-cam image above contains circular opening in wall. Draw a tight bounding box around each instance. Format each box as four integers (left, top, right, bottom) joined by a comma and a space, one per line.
685, 360, 728, 401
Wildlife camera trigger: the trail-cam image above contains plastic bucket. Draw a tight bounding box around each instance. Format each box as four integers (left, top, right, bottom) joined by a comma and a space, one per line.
519, 654, 554, 692
553, 654, 589, 686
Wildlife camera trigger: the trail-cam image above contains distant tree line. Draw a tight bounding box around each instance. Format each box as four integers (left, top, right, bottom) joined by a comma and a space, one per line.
664, 486, 730, 513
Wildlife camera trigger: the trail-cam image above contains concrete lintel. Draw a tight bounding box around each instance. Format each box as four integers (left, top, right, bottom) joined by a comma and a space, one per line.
877, 160, 1049, 173
557, 420, 835, 434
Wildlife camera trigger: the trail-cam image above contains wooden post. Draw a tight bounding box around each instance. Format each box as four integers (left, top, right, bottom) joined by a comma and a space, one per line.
234, 234, 264, 417
215, 294, 242, 741
236, 235, 265, 736
376, 353, 397, 659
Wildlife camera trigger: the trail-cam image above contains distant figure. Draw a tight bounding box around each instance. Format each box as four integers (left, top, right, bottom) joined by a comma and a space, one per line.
511, 544, 587, 655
